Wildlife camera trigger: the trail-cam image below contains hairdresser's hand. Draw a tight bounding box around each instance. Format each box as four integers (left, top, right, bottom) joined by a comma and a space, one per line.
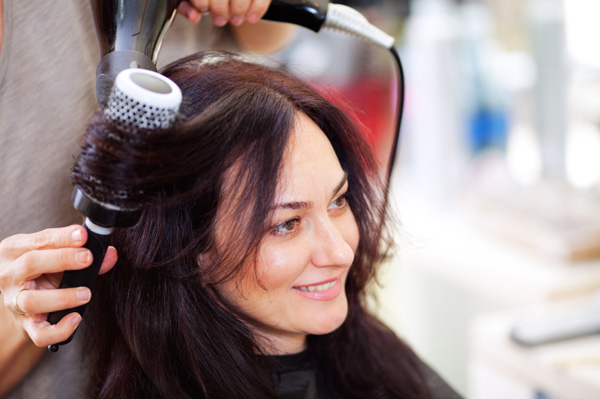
0, 225, 118, 347
178, 0, 272, 26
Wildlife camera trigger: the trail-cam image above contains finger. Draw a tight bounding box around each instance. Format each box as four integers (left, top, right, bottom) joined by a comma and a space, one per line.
230, 0, 251, 26
98, 246, 118, 275
209, 0, 230, 26
178, 1, 203, 24
24, 312, 82, 348
13, 247, 93, 282
12, 286, 91, 316
187, 0, 210, 12
246, 0, 271, 23
0, 225, 86, 260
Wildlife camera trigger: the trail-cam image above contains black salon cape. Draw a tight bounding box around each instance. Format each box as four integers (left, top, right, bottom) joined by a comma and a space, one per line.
271, 350, 463, 399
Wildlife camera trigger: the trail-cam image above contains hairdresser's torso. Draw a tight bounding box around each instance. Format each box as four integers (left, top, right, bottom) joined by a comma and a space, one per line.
0, 3, 240, 398
0, 0, 4, 56
0, 1, 95, 238
0, 5, 111, 397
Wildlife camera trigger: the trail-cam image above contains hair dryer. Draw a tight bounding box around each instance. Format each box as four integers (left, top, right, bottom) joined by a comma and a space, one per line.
92, 0, 181, 106
92, 0, 396, 106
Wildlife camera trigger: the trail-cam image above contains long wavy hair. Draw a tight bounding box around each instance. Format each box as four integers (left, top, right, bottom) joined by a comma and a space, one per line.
79, 51, 429, 398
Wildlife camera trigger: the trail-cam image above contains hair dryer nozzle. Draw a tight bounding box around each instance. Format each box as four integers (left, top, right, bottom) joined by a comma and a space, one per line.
91, 0, 180, 106
95, 51, 158, 107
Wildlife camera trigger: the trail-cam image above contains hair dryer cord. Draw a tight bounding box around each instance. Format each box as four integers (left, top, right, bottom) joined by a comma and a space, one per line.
321, 4, 403, 185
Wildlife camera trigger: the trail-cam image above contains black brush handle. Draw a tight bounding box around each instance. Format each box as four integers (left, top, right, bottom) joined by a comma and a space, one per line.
47, 221, 111, 349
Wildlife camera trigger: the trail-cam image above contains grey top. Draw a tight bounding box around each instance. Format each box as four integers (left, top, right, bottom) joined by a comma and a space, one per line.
0, 1, 97, 238
0, 2, 234, 397
6, 332, 91, 398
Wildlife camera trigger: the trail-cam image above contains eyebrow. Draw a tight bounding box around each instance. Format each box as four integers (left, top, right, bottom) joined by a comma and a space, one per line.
272, 172, 348, 210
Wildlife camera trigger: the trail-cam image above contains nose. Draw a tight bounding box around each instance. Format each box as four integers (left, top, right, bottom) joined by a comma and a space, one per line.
310, 216, 355, 269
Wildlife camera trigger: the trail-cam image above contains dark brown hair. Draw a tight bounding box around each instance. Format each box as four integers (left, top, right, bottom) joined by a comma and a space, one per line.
79, 51, 429, 398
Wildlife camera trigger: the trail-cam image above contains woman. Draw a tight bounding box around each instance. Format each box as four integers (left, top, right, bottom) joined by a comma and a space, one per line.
6, 51, 461, 398
75, 51, 459, 398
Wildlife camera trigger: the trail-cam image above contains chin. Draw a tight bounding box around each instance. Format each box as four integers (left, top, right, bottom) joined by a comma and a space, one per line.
309, 300, 348, 335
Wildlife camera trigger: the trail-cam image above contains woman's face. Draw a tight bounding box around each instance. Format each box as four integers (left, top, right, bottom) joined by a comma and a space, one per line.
216, 113, 359, 354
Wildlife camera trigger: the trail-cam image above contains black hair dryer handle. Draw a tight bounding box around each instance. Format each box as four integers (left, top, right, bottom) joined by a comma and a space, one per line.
46, 221, 111, 351
263, 0, 329, 32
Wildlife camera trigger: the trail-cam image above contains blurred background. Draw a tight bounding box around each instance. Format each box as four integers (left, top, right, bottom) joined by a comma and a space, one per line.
270, 0, 600, 397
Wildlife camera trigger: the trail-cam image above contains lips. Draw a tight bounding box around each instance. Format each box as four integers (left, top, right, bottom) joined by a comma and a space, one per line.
295, 280, 337, 292
293, 276, 343, 301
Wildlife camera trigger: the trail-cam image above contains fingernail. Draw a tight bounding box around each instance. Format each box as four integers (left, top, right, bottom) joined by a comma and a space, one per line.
189, 9, 201, 23
247, 13, 259, 23
77, 250, 91, 264
231, 16, 244, 26
179, 2, 191, 15
71, 229, 82, 243
77, 288, 91, 302
72, 314, 82, 327
214, 16, 227, 26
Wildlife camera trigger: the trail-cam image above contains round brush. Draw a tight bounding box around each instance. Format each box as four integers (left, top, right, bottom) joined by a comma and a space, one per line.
46, 68, 182, 352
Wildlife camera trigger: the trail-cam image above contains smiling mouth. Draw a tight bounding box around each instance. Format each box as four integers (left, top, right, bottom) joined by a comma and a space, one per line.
294, 280, 337, 293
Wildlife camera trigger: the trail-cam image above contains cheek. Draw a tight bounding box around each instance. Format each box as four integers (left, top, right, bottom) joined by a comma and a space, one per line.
255, 243, 307, 290
218, 243, 306, 308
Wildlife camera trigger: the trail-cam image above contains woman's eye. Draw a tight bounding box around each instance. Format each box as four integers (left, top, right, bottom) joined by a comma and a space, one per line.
272, 219, 300, 235
329, 195, 347, 210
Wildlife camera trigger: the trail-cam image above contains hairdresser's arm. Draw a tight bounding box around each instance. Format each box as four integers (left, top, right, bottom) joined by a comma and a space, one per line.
231, 20, 297, 53
0, 226, 117, 397
179, 0, 297, 53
